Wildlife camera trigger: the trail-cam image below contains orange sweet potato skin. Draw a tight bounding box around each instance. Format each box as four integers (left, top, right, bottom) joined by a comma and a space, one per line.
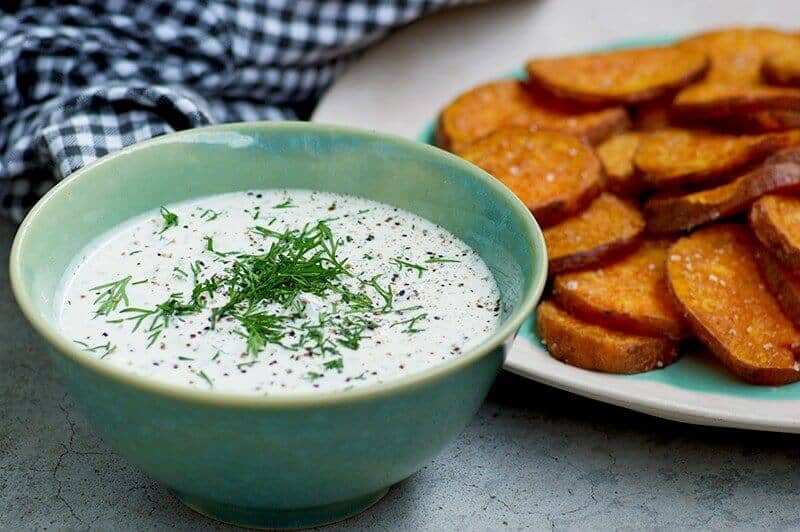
679, 28, 800, 86
666, 224, 800, 385
537, 300, 679, 374
543, 193, 645, 273
526, 46, 709, 105
673, 83, 800, 119
644, 161, 800, 234
596, 132, 643, 195
754, 243, 800, 328
763, 50, 800, 87
459, 128, 602, 227
750, 194, 800, 271
435, 80, 630, 153
553, 239, 688, 339
636, 129, 800, 190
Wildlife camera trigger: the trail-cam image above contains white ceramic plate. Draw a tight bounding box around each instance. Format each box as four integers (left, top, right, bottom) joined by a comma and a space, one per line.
312, 0, 800, 432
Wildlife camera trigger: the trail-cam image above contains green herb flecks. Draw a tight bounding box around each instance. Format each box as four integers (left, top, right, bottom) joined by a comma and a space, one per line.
159, 206, 179, 234
391, 312, 428, 334
425, 257, 460, 264
90, 276, 132, 317
391, 258, 427, 278
197, 370, 213, 387
200, 209, 221, 221
74, 340, 116, 358
273, 199, 295, 209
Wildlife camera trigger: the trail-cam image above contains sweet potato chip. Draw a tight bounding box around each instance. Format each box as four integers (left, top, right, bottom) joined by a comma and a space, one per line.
596, 132, 643, 195
435, 80, 630, 153
667, 224, 800, 385
763, 49, 800, 86
673, 83, 800, 119
537, 300, 679, 374
553, 239, 688, 339
750, 193, 800, 270
633, 101, 674, 130
645, 160, 800, 233
459, 128, 602, 226
754, 243, 800, 328
703, 110, 800, 133
543, 193, 645, 273
679, 28, 800, 85
525, 46, 708, 105
636, 129, 800, 190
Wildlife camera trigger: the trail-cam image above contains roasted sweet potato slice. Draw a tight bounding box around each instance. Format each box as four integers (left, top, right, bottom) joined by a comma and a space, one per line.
645, 160, 800, 233
596, 132, 643, 195
459, 128, 602, 226
633, 101, 674, 131
673, 83, 800, 119
436, 80, 630, 153
553, 239, 688, 339
754, 243, 800, 328
543, 193, 645, 273
537, 300, 679, 374
667, 224, 800, 385
703, 110, 800, 133
636, 129, 800, 190
750, 193, 800, 270
679, 28, 800, 85
525, 46, 708, 105
763, 49, 800, 87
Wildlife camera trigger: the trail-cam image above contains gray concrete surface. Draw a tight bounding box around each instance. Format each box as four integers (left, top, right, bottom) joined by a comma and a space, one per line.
2, 215, 800, 530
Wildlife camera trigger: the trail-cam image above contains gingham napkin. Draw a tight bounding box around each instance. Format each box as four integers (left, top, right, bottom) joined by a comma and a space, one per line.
0, 0, 465, 221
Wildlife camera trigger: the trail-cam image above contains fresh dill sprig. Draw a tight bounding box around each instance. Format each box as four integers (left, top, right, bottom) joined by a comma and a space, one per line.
197, 370, 213, 387
73, 340, 117, 358
391, 312, 428, 334
323, 358, 343, 370
159, 206, 179, 233
200, 209, 220, 221
425, 257, 460, 264
90, 276, 132, 316
74, 340, 116, 358
273, 199, 295, 209
391, 258, 428, 278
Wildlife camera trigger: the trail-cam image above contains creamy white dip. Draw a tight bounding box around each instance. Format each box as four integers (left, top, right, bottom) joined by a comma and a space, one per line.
56, 190, 501, 394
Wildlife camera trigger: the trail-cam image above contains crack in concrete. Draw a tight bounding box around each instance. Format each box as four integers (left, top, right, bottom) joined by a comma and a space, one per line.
54, 393, 85, 527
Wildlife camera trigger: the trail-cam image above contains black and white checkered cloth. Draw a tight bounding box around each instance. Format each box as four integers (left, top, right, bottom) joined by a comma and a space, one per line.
0, 0, 466, 221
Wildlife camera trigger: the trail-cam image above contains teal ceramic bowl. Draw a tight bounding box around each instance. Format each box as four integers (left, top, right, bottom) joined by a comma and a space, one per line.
10, 122, 547, 529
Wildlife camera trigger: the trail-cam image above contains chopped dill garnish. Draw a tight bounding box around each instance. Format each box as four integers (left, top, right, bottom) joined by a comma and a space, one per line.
391, 312, 428, 334
391, 258, 428, 278
273, 199, 295, 209
356, 209, 371, 215
323, 358, 343, 370
173, 267, 188, 279
203, 236, 230, 257
211, 350, 221, 361
200, 209, 220, 221
74, 340, 116, 358
197, 370, 213, 387
159, 206, 179, 233
114, 218, 425, 374
90, 276, 132, 316
307, 371, 323, 381
425, 257, 460, 264
128, 250, 142, 256
178, 356, 194, 361
237, 360, 257, 370
131, 279, 149, 285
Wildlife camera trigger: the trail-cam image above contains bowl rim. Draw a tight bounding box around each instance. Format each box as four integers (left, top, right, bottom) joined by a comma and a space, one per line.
10, 121, 548, 408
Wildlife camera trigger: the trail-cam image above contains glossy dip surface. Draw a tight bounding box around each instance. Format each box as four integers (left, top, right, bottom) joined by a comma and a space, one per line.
57, 189, 501, 394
